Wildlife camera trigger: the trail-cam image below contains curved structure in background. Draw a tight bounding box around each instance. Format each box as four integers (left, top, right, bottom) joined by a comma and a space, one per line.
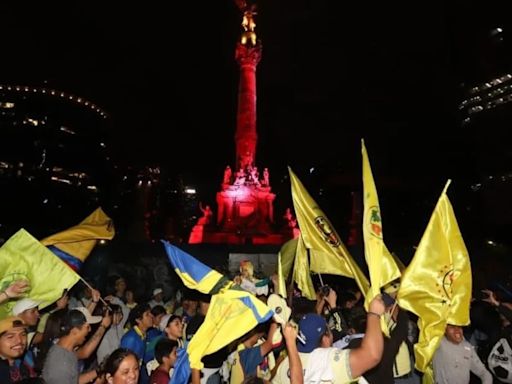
0, 84, 113, 240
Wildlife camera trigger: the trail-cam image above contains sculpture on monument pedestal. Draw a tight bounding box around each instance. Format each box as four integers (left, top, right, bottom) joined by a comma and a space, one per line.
283, 207, 297, 229
196, 202, 213, 226
223, 165, 232, 185
261, 167, 269, 186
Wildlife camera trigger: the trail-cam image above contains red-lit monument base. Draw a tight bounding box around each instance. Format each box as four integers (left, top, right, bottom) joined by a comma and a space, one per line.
188, 170, 295, 245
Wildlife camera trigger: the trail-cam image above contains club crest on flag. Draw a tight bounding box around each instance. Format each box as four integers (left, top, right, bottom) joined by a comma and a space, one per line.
366, 205, 383, 239
0, 272, 29, 292
437, 264, 455, 304
314, 216, 340, 247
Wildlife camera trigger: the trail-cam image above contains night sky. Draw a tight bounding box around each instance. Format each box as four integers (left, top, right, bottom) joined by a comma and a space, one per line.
2, 1, 512, 249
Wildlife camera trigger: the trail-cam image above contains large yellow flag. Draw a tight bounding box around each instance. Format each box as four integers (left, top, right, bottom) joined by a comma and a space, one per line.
289, 167, 370, 296
292, 235, 316, 300
361, 139, 401, 301
41, 207, 115, 271
397, 180, 472, 373
0, 229, 80, 318
187, 288, 273, 370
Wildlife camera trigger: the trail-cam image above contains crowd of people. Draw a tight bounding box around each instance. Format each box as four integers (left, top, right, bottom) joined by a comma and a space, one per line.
1, 261, 511, 384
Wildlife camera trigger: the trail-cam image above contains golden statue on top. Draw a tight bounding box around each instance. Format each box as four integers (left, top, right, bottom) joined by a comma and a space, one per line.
236, 0, 258, 46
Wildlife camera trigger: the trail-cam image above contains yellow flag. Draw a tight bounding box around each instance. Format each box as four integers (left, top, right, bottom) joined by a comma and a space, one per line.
289, 167, 370, 296
292, 235, 316, 300
397, 180, 472, 372
362, 139, 401, 300
41, 207, 115, 270
279, 237, 298, 281
276, 239, 297, 298
362, 140, 401, 336
0, 229, 80, 318
187, 287, 273, 370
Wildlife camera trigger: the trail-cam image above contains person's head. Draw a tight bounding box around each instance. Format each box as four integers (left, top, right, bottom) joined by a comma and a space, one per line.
103, 348, 139, 384
163, 315, 183, 340
125, 290, 135, 304
241, 322, 268, 348
151, 305, 167, 327
12, 298, 42, 327
42, 308, 68, 343
445, 324, 464, 344
182, 297, 198, 316
110, 304, 123, 326
240, 260, 254, 278
114, 277, 127, 295
197, 294, 211, 316
60, 307, 102, 346
0, 316, 27, 362
152, 288, 163, 303
338, 291, 357, 309
297, 313, 331, 353
347, 306, 367, 334
128, 304, 153, 332
154, 338, 178, 368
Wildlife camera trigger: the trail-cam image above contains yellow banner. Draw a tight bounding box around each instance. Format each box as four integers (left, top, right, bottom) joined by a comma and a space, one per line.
289, 167, 370, 297
397, 180, 472, 372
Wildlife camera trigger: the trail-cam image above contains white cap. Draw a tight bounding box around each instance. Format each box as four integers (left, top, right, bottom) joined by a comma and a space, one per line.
12, 298, 43, 316
153, 288, 163, 297
159, 314, 172, 332
74, 307, 102, 324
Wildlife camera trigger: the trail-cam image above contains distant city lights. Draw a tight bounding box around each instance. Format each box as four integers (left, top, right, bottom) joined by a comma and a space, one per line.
0, 84, 109, 119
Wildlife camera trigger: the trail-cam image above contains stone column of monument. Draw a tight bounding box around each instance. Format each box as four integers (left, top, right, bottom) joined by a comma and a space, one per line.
235, 11, 261, 172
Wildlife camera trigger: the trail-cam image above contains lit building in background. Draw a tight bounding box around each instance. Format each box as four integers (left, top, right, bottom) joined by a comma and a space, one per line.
0, 84, 114, 241
454, 21, 512, 248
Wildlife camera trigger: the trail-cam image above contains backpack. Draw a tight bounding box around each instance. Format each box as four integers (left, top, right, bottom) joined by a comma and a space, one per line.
487, 335, 512, 383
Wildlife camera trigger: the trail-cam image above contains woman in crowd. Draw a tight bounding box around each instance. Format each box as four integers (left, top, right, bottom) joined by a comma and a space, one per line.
102, 348, 140, 384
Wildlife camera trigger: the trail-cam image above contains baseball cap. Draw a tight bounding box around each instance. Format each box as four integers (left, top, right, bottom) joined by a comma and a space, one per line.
297, 313, 327, 353
153, 288, 163, 297
70, 307, 102, 326
159, 314, 172, 332
159, 314, 181, 332
0, 316, 27, 335
12, 298, 43, 316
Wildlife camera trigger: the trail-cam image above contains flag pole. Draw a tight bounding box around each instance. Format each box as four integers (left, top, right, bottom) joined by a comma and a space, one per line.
442, 179, 452, 195
318, 273, 325, 287
79, 276, 110, 309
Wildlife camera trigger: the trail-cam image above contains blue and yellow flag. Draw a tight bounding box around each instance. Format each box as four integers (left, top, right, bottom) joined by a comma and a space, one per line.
187, 289, 273, 368
0, 229, 80, 318
163, 242, 273, 383
162, 242, 227, 294
289, 167, 370, 297
397, 180, 472, 374
361, 140, 401, 304
41, 207, 115, 271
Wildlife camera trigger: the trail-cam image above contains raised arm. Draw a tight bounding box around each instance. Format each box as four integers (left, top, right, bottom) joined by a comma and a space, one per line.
283, 322, 303, 384
348, 295, 385, 378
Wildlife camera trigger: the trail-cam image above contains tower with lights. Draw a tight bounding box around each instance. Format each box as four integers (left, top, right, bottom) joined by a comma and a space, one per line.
188, 1, 294, 246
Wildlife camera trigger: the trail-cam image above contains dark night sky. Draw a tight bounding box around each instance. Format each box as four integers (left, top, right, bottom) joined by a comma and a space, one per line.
2, 1, 512, 246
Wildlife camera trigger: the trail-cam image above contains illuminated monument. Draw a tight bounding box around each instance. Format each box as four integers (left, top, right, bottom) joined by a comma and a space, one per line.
189, 1, 295, 245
